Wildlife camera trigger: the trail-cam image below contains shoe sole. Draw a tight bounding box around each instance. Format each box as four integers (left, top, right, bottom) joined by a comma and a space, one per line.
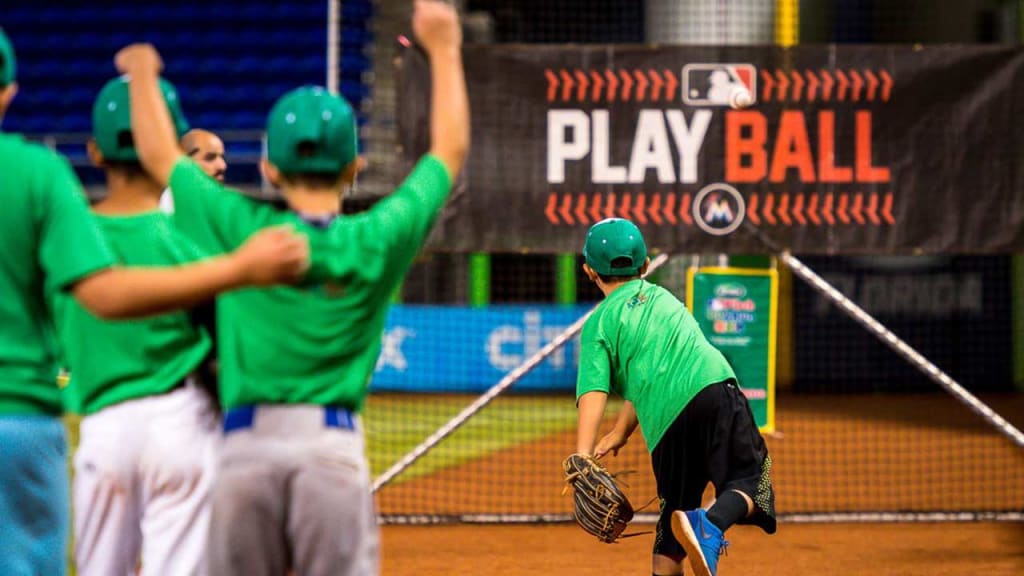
671, 510, 712, 576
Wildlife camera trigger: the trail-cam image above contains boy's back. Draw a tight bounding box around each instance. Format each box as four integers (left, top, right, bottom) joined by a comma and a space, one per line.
58, 212, 211, 414
579, 279, 736, 451
168, 153, 451, 410
573, 218, 776, 576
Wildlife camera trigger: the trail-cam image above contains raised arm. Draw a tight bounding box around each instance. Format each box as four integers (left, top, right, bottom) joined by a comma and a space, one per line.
309, 0, 470, 283
116, 44, 180, 186
414, 0, 469, 177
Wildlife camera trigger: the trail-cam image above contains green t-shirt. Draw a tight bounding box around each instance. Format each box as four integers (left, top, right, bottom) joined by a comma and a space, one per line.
169, 156, 452, 410
56, 212, 212, 415
576, 279, 737, 451
0, 133, 116, 415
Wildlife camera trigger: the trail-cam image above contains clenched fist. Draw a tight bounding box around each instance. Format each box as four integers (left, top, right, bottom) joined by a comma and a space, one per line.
114, 43, 163, 77
412, 0, 461, 57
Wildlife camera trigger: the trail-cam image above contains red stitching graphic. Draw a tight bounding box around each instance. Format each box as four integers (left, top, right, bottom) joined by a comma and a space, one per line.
545, 69, 558, 102
747, 193, 761, 225
761, 70, 775, 102
545, 193, 558, 224
805, 70, 819, 102
634, 70, 649, 102
664, 193, 678, 225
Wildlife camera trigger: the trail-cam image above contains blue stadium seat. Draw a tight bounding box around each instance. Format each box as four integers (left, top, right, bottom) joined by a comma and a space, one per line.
62, 115, 91, 133
190, 112, 221, 129
342, 2, 373, 23
6, 0, 373, 185
343, 29, 374, 50
229, 111, 265, 129
341, 53, 372, 74
228, 141, 263, 159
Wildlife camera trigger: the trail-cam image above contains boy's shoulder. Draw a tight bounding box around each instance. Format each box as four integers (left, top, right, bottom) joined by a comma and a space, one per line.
98, 211, 208, 261
581, 285, 638, 335
0, 133, 66, 170
0, 136, 80, 218
593, 281, 678, 322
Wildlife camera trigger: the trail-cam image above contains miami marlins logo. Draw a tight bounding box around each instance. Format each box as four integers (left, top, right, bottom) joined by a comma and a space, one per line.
693, 183, 745, 236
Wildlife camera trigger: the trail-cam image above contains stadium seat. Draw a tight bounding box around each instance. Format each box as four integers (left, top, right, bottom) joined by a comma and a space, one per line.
5, 0, 374, 184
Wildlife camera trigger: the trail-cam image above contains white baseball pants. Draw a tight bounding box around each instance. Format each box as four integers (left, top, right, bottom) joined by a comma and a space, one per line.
72, 383, 219, 576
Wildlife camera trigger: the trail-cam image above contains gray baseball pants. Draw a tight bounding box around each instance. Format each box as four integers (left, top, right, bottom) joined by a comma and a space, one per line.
207, 404, 378, 576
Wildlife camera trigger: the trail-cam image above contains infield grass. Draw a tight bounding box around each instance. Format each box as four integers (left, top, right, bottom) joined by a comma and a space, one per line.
364, 393, 625, 483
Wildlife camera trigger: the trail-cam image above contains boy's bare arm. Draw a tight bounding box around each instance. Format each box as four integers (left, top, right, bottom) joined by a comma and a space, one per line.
73, 226, 308, 319
413, 0, 469, 177
116, 44, 181, 186
614, 401, 640, 438
576, 391, 609, 456
594, 401, 638, 458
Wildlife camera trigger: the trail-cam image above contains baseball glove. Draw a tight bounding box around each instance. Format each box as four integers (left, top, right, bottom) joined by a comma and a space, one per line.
562, 453, 636, 543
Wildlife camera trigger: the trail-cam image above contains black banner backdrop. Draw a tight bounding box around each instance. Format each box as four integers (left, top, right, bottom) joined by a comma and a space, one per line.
398, 45, 1024, 254
793, 256, 1013, 392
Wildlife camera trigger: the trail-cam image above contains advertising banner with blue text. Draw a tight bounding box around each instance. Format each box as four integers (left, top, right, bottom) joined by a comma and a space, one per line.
370, 305, 589, 393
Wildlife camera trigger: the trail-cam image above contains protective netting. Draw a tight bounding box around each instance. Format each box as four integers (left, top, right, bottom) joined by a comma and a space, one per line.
362, 0, 1022, 522
369, 252, 1024, 521
10, 0, 1020, 526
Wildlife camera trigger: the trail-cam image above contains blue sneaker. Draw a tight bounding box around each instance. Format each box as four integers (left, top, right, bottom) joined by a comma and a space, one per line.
671, 509, 727, 576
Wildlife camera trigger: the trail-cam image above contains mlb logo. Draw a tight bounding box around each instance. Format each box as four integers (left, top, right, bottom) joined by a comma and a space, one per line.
681, 63, 757, 107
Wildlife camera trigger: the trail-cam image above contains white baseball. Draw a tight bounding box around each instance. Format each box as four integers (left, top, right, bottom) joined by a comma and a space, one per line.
729, 86, 754, 109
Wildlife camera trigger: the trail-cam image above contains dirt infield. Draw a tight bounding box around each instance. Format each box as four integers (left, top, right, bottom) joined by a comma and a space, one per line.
376, 393, 1024, 573
381, 522, 1024, 575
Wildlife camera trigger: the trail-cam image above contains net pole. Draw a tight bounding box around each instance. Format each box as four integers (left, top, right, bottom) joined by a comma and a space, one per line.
776, 0, 799, 46
555, 254, 577, 304
469, 253, 491, 307
1016, 0, 1024, 392
774, 0, 799, 390
371, 253, 672, 493
326, 0, 340, 94
780, 250, 1024, 451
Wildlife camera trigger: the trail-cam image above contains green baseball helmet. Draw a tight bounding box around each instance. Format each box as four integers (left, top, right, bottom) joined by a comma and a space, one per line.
583, 218, 648, 277
266, 86, 358, 175
92, 76, 190, 163
0, 27, 16, 87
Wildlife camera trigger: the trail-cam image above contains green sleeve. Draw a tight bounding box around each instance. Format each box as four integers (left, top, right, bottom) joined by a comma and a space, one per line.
38, 155, 116, 291
309, 155, 451, 285
576, 319, 612, 401
168, 157, 279, 255
366, 154, 452, 254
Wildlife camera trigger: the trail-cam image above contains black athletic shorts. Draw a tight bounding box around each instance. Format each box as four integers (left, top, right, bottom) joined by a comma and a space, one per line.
651, 379, 777, 558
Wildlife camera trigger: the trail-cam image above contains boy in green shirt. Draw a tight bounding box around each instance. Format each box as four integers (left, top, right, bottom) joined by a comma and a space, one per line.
0, 28, 308, 576
574, 218, 776, 576
120, 1, 468, 573
59, 76, 308, 576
